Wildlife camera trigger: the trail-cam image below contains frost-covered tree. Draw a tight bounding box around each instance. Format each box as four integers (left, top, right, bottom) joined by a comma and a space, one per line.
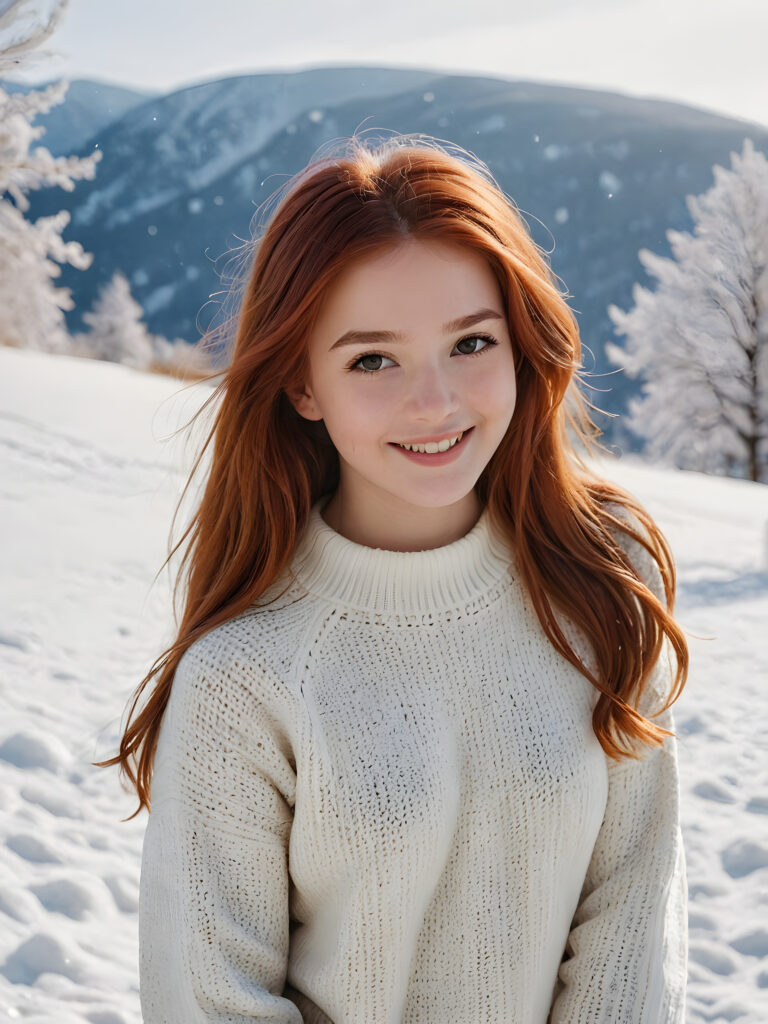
72, 270, 157, 368
0, 0, 101, 352
606, 138, 768, 483
71, 269, 215, 377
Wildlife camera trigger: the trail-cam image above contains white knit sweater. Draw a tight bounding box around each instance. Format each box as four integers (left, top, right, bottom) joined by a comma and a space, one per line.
139, 497, 688, 1023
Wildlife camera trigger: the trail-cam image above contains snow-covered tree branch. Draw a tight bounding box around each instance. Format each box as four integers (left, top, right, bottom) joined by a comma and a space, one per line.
0, 0, 70, 76
0, 0, 102, 352
606, 138, 768, 483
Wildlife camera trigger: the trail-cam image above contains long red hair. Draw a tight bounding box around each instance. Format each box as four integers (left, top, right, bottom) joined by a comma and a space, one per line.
94, 132, 689, 820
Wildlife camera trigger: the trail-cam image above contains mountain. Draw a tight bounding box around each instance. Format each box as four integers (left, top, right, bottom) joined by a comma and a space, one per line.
21, 66, 768, 448
0, 77, 157, 154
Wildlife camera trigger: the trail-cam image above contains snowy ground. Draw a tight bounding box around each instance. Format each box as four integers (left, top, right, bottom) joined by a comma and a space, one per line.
0, 345, 766, 1023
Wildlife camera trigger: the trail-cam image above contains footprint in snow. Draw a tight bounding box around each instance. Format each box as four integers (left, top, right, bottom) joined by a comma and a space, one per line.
0, 730, 70, 773
6, 833, 62, 864
0, 884, 40, 924
692, 779, 737, 804
689, 940, 738, 976
720, 838, 768, 879
0, 931, 84, 984
728, 927, 768, 959
29, 877, 102, 921
19, 782, 84, 819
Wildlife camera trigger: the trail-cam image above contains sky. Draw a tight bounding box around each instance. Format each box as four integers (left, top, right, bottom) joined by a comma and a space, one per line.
5, 0, 768, 128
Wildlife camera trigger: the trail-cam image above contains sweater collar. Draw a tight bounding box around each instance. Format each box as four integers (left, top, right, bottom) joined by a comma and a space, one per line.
290, 497, 515, 615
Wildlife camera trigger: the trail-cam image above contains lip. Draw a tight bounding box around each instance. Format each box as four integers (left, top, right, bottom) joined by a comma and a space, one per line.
389, 426, 474, 465
394, 427, 470, 446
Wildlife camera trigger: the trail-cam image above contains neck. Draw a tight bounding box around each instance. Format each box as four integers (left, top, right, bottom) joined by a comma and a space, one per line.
320, 489, 484, 553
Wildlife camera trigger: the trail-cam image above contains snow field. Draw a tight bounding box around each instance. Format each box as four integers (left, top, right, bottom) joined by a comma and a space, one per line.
0, 346, 766, 1022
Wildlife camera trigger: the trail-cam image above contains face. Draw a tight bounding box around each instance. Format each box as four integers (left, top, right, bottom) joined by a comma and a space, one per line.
287, 236, 517, 548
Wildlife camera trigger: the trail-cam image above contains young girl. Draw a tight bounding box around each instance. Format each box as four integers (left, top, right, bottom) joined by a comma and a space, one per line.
97, 132, 689, 1023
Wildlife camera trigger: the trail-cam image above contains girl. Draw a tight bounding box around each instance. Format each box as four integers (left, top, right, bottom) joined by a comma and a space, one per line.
97, 132, 689, 1023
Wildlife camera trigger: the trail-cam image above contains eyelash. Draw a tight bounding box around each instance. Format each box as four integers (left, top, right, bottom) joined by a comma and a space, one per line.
345, 333, 499, 376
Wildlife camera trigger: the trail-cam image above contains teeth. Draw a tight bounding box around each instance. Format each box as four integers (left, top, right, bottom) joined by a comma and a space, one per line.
397, 430, 464, 454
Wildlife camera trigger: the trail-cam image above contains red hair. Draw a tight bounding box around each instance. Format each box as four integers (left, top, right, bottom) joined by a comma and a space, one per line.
94, 132, 689, 820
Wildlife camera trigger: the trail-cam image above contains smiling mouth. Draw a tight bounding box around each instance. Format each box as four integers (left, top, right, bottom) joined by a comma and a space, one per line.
389, 426, 474, 453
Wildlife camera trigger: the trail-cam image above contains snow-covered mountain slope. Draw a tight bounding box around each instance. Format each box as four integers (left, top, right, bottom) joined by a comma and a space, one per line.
0, 78, 156, 155
0, 345, 766, 1023
24, 66, 768, 447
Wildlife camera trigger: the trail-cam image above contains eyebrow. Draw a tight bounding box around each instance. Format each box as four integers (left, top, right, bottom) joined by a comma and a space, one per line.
329, 308, 505, 351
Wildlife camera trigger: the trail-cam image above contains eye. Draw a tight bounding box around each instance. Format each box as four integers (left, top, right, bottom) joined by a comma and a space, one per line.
346, 333, 498, 375
454, 333, 496, 357
349, 352, 397, 374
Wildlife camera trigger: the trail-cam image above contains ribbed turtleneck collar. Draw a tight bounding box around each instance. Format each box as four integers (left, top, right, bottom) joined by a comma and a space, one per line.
289, 497, 515, 615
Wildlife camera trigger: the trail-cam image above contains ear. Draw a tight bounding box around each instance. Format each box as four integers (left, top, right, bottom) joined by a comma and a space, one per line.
284, 383, 323, 422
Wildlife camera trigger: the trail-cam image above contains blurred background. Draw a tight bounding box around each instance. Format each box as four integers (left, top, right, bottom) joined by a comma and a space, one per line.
0, 2, 766, 1022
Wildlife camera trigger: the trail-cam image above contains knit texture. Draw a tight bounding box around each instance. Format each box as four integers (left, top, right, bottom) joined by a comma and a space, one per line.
139, 497, 688, 1023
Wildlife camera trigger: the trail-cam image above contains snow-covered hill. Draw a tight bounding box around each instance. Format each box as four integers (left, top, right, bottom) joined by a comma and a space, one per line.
0, 346, 766, 1023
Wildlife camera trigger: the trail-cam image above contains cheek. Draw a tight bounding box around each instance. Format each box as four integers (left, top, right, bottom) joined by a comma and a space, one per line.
321, 381, 394, 452
469, 358, 517, 422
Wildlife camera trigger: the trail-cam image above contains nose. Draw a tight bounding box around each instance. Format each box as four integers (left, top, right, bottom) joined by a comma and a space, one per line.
404, 362, 460, 422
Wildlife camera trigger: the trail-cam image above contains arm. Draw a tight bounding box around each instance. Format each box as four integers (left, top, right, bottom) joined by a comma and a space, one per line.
549, 653, 688, 1022
549, 514, 688, 1023
138, 636, 303, 1024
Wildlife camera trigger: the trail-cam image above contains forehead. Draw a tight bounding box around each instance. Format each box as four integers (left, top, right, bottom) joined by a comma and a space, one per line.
313, 238, 502, 335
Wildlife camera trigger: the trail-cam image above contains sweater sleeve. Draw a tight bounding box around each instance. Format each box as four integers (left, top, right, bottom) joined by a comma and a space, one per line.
548, 514, 688, 1023
138, 635, 303, 1024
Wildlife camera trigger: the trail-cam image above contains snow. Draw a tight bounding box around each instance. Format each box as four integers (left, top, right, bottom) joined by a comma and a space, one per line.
476, 113, 505, 134
140, 281, 177, 316
0, 344, 767, 1022
544, 143, 565, 160
599, 168, 622, 194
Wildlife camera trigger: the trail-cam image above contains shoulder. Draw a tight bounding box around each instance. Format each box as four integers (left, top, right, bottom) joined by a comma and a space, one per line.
175, 614, 261, 686
185, 570, 322, 670
153, 607, 302, 818
171, 590, 312, 726
169, 618, 277, 732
